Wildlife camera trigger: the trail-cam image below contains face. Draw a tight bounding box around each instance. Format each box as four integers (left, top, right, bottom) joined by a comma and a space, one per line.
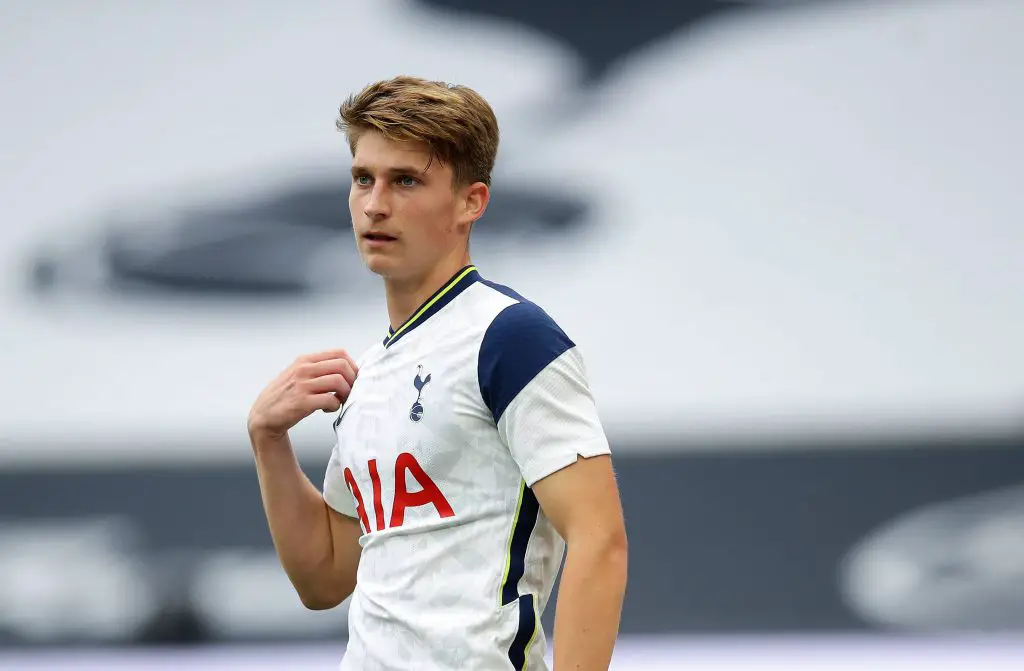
349, 130, 488, 283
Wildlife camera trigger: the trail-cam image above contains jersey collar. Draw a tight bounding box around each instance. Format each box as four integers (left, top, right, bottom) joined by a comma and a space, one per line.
383, 265, 480, 348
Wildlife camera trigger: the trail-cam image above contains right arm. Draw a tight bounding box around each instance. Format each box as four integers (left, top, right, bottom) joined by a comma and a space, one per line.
247, 349, 363, 610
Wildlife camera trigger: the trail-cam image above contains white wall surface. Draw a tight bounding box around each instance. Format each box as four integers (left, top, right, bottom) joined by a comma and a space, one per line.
1, 0, 1021, 465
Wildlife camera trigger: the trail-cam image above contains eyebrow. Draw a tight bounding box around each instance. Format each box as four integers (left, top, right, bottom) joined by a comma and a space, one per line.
350, 164, 428, 177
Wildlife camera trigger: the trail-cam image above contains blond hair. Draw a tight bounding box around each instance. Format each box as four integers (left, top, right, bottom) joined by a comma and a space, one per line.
336, 75, 500, 187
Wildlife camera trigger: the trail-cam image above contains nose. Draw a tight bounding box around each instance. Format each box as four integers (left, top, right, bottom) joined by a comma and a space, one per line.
363, 182, 391, 220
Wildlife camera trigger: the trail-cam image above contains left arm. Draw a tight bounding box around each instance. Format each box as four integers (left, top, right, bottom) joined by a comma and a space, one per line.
478, 301, 627, 669
533, 454, 628, 671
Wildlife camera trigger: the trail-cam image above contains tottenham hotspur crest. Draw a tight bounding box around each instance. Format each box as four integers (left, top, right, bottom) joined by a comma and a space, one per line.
409, 365, 432, 422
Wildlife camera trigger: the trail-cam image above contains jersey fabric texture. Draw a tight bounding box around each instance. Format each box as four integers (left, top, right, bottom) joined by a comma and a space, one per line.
322, 265, 611, 671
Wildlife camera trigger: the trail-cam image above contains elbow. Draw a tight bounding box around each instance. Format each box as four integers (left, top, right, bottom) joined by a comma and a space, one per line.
295, 580, 353, 611
600, 519, 629, 559
607, 528, 629, 572
572, 525, 629, 572
299, 592, 342, 611
600, 531, 629, 596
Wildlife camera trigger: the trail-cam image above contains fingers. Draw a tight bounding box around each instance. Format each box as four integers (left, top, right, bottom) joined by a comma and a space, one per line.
286, 349, 359, 418
305, 373, 352, 397
300, 358, 357, 387
337, 349, 359, 371
311, 392, 343, 414
297, 349, 354, 365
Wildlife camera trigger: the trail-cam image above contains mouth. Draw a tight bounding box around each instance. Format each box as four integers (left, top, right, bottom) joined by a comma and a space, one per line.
362, 232, 397, 242
362, 232, 398, 247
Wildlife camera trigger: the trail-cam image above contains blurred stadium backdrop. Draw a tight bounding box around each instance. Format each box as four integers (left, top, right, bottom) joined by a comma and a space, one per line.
1, 0, 1023, 668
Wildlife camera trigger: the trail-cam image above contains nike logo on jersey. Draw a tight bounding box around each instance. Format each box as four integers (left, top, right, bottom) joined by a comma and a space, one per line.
333, 401, 352, 431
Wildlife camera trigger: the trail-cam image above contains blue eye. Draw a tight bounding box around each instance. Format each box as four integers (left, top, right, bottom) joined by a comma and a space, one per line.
354, 175, 371, 186
398, 176, 417, 187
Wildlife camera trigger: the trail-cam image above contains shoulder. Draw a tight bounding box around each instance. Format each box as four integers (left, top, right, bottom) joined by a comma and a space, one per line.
476, 279, 575, 359
475, 280, 576, 421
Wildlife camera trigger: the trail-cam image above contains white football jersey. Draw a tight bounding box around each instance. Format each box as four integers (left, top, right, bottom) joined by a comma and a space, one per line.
322, 265, 611, 671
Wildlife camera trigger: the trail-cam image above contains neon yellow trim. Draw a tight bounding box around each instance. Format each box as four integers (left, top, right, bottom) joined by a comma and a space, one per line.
499, 479, 526, 607
386, 265, 477, 344
521, 608, 539, 671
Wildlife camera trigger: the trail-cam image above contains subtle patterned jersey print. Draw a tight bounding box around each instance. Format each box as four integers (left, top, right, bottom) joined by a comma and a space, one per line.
322, 266, 610, 671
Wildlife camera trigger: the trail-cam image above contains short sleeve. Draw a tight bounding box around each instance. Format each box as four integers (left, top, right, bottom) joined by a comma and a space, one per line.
478, 302, 611, 487
323, 434, 359, 518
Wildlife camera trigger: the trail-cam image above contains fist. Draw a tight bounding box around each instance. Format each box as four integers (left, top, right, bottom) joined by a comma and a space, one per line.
247, 349, 359, 439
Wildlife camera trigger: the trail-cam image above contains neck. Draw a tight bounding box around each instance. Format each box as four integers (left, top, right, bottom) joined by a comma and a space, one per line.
385, 251, 471, 331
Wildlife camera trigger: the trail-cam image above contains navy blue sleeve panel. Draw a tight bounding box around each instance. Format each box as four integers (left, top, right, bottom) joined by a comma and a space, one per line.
478, 301, 576, 424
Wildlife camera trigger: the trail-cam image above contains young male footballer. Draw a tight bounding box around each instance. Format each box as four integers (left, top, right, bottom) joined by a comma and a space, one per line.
248, 76, 628, 670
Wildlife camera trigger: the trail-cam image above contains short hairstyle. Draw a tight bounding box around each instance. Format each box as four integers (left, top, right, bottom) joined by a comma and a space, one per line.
336, 75, 500, 187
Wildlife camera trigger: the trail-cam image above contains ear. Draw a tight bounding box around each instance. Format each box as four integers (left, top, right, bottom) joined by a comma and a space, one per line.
458, 182, 490, 233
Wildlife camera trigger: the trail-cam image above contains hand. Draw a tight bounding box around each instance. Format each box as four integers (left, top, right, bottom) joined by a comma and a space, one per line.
248, 349, 359, 440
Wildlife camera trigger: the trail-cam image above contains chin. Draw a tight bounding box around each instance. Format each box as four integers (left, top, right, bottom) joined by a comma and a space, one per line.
361, 252, 401, 277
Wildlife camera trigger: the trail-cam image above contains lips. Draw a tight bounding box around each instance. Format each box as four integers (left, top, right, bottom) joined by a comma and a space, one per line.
363, 232, 397, 242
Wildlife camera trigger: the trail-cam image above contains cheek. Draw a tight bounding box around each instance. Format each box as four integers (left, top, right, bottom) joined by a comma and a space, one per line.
426, 197, 458, 233
405, 198, 445, 231
349, 191, 372, 227
432, 210, 459, 239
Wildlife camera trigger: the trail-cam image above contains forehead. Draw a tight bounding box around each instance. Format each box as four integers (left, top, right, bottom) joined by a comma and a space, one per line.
351, 131, 437, 173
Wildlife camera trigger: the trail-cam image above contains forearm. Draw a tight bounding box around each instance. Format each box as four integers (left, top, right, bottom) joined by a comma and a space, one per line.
552, 539, 628, 670
251, 431, 343, 605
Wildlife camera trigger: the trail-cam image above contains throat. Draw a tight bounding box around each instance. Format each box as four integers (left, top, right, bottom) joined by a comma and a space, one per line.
386, 277, 441, 331
384, 260, 475, 335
